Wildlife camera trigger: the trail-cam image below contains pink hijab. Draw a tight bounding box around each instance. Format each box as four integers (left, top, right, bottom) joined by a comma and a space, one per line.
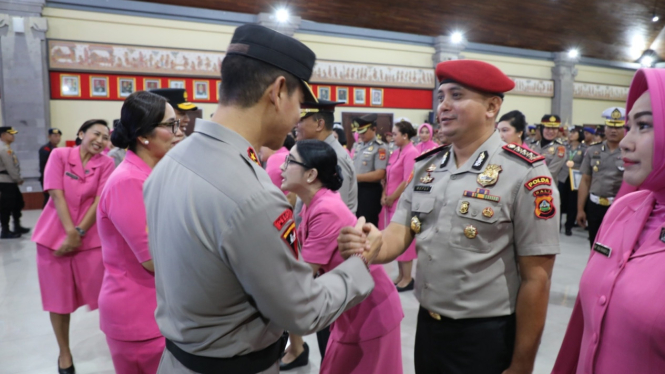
416, 123, 438, 153
616, 68, 665, 198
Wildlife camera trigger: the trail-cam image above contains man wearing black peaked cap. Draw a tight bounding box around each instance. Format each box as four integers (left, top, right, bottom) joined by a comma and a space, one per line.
149, 88, 198, 135
144, 24, 376, 374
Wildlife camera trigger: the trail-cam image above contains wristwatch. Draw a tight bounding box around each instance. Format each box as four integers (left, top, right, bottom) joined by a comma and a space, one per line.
75, 227, 86, 237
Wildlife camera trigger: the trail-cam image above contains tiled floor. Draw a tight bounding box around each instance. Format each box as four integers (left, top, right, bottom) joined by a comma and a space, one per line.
0, 210, 588, 374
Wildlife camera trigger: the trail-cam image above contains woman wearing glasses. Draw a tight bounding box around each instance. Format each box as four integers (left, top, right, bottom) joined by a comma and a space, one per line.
97, 91, 182, 373
280, 140, 403, 374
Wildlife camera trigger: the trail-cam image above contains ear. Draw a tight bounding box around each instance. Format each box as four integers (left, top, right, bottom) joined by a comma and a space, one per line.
486, 96, 502, 120
315, 118, 326, 132
78, 131, 84, 139
307, 168, 319, 183
268, 76, 288, 108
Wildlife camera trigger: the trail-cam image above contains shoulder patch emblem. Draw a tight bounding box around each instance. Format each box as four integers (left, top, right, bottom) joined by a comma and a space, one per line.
247, 147, 261, 166
281, 222, 299, 259
407, 170, 414, 184
44, 147, 51, 152
557, 146, 565, 158
533, 188, 556, 219
378, 148, 386, 160
273, 209, 293, 231
502, 144, 545, 164
415, 145, 448, 162
525, 176, 552, 191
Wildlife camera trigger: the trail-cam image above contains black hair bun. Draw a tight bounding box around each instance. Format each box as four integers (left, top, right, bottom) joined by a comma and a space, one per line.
326, 164, 344, 191
111, 120, 131, 149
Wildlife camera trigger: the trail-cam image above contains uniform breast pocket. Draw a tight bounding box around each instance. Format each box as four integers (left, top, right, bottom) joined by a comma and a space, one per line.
451, 199, 509, 253
411, 197, 436, 239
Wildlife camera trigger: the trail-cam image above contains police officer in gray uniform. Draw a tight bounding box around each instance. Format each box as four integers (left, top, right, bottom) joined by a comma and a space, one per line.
531, 114, 567, 184
144, 24, 376, 374
340, 60, 560, 374
0, 126, 28, 239
352, 114, 388, 226
557, 126, 587, 236
577, 107, 626, 247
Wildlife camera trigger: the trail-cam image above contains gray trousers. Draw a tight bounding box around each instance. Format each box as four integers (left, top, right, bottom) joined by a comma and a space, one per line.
157, 349, 279, 374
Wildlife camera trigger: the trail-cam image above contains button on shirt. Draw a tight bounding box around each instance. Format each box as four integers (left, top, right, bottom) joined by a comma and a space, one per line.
352, 137, 388, 179
143, 119, 374, 358
391, 131, 560, 319
579, 141, 624, 197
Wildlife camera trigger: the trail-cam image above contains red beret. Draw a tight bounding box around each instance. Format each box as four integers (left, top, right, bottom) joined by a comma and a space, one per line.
435, 60, 515, 96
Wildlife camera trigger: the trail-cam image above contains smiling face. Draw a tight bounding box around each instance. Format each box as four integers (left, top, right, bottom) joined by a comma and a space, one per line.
295, 114, 320, 141
436, 83, 500, 144
620, 91, 654, 187
542, 127, 558, 141
419, 126, 431, 143
79, 124, 110, 155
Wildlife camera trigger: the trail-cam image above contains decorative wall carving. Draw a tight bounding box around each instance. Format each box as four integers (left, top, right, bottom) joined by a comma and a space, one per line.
310, 61, 435, 88
573, 82, 628, 102
509, 77, 554, 97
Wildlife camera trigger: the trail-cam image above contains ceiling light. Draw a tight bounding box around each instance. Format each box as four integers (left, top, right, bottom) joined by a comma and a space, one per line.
640, 55, 655, 67
653, 15, 660, 22
637, 49, 659, 67
275, 8, 289, 23
567, 49, 579, 58
451, 32, 464, 44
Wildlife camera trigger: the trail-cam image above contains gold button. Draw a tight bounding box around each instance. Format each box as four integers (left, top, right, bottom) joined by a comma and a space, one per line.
429, 311, 442, 320
464, 225, 477, 239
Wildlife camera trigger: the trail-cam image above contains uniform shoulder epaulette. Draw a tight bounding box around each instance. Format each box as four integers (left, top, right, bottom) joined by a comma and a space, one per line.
502, 144, 545, 164
375, 139, 384, 145
415, 144, 448, 162
554, 138, 565, 145
588, 141, 602, 146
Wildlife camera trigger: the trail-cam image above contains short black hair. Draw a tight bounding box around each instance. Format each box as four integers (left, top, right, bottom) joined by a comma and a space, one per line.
112, 91, 168, 152
76, 119, 109, 146
283, 133, 296, 150
220, 55, 300, 108
311, 112, 335, 131
296, 139, 343, 191
333, 127, 347, 146
395, 120, 417, 139
498, 110, 527, 141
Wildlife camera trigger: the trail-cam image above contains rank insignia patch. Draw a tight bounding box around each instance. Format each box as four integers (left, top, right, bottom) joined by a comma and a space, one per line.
524, 176, 552, 191
533, 188, 556, 219
281, 222, 299, 259
247, 147, 261, 166
472, 151, 488, 170
502, 144, 545, 163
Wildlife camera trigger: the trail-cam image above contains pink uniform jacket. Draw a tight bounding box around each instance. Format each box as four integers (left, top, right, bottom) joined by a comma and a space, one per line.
298, 188, 403, 342
97, 150, 160, 341
265, 146, 289, 194
32, 146, 114, 250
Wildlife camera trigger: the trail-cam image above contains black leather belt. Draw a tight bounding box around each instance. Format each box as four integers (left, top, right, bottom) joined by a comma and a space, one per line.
165, 332, 288, 374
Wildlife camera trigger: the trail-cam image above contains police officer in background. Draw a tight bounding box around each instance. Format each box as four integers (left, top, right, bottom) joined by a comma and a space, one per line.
149, 88, 198, 134
531, 115, 567, 184
384, 130, 396, 155
340, 59, 560, 374
0, 127, 29, 238
577, 107, 626, 247
352, 114, 388, 226
38, 128, 62, 206
144, 24, 376, 374
558, 126, 587, 236
582, 126, 596, 145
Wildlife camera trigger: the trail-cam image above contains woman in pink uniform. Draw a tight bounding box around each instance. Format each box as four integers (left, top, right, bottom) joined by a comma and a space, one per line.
415, 123, 438, 153
265, 133, 295, 193
552, 68, 665, 374
281, 139, 404, 374
97, 91, 182, 374
379, 120, 419, 291
32, 119, 114, 374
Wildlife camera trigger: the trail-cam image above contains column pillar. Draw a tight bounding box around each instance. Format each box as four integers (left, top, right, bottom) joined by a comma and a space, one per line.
431, 36, 466, 125
551, 52, 579, 125
256, 12, 302, 37
0, 0, 49, 192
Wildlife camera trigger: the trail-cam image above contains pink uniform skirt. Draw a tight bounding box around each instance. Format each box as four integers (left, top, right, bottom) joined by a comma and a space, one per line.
36, 244, 104, 314
379, 204, 417, 262
106, 335, 165, 374
320, 325, 403, 374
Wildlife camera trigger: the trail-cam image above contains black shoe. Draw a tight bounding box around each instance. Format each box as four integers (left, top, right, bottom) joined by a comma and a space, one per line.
58, 358, 75, 374
565, 229, 572, 236
0, 230, 21, 239
14, 225, 30, 234
279, 342, 309, 371
396, 279, 415, 292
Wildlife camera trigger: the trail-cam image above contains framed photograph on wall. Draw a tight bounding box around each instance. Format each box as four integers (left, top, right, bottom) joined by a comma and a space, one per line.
60, 74, 80, 97
216, 80, 221, 101
194, 81, 209, 100
354, 88, 366, 105
370, 88, 383, 106
90, 76, 108, 97
336, 87, 348, 104
318, 86, 331, 101
118, 77, 136, 97
145, 79, 161, 90
169, 79, 185, 89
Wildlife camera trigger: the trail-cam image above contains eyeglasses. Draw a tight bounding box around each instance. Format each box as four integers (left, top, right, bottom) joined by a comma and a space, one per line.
155, 119, 181, 134
284, 154, 309, 169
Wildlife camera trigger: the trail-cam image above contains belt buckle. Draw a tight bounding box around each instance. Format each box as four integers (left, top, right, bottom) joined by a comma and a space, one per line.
599, 197, 610, 206
428, 311, 441, 321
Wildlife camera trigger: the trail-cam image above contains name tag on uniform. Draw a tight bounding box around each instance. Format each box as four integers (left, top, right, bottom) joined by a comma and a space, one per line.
414, 185, 432, 193
65, 172, 79, 180
593, 242, 612, 257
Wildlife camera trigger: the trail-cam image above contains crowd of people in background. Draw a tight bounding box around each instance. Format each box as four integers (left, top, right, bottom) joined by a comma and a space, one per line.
0, 22, 662, 374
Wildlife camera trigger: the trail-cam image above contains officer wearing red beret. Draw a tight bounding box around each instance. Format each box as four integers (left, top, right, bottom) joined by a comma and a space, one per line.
339, 59, 560, 374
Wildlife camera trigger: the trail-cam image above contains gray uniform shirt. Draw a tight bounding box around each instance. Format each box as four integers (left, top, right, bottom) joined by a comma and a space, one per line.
579, 141, 624, 197
531, 139, 566, 185
352, 137, 388, 179
144, 119, 374, 359
557, 142, 587, 183
392, 131, 560, 319
0, 142, 22, 184
325, 133, 357, 213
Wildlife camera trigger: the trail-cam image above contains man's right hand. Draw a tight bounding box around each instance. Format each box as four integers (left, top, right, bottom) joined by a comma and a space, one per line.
576, 211, 587, 228
338, 217, 368, 260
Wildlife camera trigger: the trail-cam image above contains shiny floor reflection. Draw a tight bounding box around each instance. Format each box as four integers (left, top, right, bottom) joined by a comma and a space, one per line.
0, 210, 588, 374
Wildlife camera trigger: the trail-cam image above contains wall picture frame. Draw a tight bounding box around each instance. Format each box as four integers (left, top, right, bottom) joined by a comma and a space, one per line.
194, 81, 209, 100
353, 88, 366, 105
118, 77, 136, 97
60, 74, 80, 97
90, 76, 108, 97
336, 87, 349, 104
169, 79, 185, 89
370, 88, 383, 106
318, 86, 331, 101
145, 79, 161, 90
